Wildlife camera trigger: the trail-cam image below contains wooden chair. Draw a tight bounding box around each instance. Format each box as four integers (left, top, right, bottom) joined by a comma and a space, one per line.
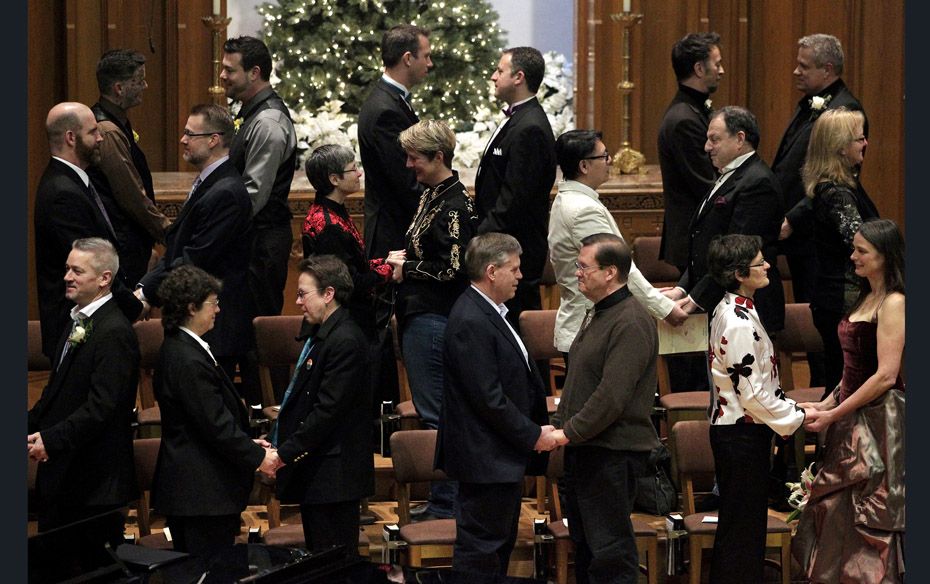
133, 437, 161, 539
631, 235, 681, 288
252, 315, 306, 421
389, 430, 456, 568
133, 319, 164, 436
775, 303, 826, 471
261, 523, 370, 557
672, 420, 792, 584
544, 447, 659, 584
391, 315, 423, 431
539, 256, 560, 311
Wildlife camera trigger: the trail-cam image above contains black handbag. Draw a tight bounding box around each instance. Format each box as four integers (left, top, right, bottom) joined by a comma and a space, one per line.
633, 444, 678, 515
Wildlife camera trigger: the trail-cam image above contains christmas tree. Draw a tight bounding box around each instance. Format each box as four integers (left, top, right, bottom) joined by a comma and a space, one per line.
258, 0, 507, 132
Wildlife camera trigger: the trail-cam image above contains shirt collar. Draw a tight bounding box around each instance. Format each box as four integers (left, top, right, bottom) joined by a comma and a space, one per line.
593, 285, 632, 311
52, 156, 90, 187
719, 151, 755, 175
70, 292, 113, 321
197, 155, 229, 183
180, 326, 217, 365
558, 179, 600, 202
381, 74, 410, 99
504, 95, 536, 116
471, 284, 508, 317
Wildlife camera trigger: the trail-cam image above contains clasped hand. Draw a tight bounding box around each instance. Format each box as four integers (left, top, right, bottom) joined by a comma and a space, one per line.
534, 425, 569, 452
254, 439, 284, 478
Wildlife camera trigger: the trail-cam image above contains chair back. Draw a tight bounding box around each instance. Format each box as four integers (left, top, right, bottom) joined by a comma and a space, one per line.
631, 236, 680, 287
671, 420, 715, 514
519, 310, 560, 361
253, 315, 305, 407
389, 430, 447, 484
775, 303, 823, 393
133, 319, 164, 411
28, 320, 51, 371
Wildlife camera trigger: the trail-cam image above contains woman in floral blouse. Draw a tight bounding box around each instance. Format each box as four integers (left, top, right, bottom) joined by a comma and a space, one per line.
706, 233, 811, 584
803, 107, 879, 396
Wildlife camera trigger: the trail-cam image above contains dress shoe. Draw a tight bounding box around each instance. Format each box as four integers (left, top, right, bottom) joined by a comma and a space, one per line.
409, 502, 430, 516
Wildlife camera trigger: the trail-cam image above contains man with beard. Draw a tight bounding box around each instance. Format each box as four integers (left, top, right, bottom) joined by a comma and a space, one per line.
34, 102, 142, 360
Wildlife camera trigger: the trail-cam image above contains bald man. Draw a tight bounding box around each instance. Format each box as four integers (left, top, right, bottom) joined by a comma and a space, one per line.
34, 102, 142, 359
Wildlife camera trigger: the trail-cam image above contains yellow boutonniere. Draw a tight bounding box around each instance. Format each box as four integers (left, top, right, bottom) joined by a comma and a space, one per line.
233, 118, 243, 133
132, 129, 140, 144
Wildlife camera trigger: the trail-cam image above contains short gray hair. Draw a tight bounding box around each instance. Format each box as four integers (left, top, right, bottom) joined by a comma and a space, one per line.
798, 33, 844, 76
464, 232, 521, 281
72, 237, 119, 277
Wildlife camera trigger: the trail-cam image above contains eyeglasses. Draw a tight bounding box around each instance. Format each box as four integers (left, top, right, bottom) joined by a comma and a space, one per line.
574, 260, 603, 273
748, 260, 768, 269
183, 130, 224, 139
296, 288, 325, 300
582, 152, 611, 162
853, 136, 867, 143
203, 299, 220, 307
334, 166, 360, 175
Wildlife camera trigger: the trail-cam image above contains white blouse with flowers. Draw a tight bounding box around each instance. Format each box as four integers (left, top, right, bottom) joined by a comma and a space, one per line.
709, 292, 806, 437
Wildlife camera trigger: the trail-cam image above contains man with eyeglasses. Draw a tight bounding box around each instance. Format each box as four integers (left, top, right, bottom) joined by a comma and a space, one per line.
549, 232, 662, 584
87, 49, 170, 287
548, 130, 685, 364
136, 104, 256, 397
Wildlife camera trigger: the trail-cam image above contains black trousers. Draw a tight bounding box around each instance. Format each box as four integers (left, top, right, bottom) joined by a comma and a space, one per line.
562, 446, 648, 584
811, 305, 845, 399
166, 513, 241, 565
787, 251, 825, 387
453, 481, 524, 575
709, 424, 774, 584
299, 500, 361, 555
249, 223, 293, 317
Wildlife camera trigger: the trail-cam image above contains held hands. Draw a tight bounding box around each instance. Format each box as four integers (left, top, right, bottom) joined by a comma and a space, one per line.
256, 442, 284, 478
660, 286, 686, 301
803, 408, 834, 433
663, 304, 689, 327
676, 296, 700, 314
132, 289, 152, 321
27, 432, 48, 463
534, 425, 570, 452
386, 252, 405, 283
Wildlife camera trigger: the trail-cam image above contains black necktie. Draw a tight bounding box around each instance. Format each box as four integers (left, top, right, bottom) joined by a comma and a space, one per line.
88, 182, 117, 240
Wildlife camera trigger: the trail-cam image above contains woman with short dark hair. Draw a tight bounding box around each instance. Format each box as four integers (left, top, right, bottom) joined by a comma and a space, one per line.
152, 265, 275, 565
705, 233, 808, 584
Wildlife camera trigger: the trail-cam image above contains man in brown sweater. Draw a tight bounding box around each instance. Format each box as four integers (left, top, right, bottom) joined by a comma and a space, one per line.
551, 232, 661, 584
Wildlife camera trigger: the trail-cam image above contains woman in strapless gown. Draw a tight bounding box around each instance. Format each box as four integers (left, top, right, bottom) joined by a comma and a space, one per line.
794, 219, 905, 583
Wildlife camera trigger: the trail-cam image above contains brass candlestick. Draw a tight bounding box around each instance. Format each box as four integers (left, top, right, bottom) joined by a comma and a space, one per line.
608, 9, 646, 175
202, 15, 232, 106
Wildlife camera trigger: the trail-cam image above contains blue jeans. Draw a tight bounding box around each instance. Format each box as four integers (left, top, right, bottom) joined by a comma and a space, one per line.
401, 313, 456, 517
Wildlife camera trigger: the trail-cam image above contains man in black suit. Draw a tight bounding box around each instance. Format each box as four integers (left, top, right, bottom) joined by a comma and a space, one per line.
28, 238, 140, 532
435, 232, 559, 575
359, 24, 431, 261
264, 256, 374, 555
474, 46, 557, 332
136, 104, 256, 401
773, 34, 865, 374
670, 106, 785, 333
33, 102, 142, 360
88, 49, 170, 286
657, 32, 723, 273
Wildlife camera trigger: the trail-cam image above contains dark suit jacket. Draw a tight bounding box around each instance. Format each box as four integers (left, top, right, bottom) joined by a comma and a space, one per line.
140, 159, 255, 357
657, 87, 717, 270
151, 330, 265, 516
772, 79, 865, 256
28, 298, 139, 523
274, 308, 375, 504
679, 153, 786, 332
33, 158, 142, 358
435, 287, 550, 483
474, 98, 556, 284
358, 78, 423, 259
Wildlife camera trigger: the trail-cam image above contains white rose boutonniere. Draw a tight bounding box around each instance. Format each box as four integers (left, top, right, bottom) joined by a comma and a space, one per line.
67, 319, 93, 348
704, 98, 713, 112
808, 94, 833, 120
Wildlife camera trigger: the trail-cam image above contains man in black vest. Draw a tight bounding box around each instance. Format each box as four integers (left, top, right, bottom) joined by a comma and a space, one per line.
88, 49, 170, 286
222, 36, 297, 320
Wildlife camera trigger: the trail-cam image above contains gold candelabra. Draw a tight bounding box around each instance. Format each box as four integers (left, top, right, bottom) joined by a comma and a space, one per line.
202, 15, 232, 106
609, 6, 646, 175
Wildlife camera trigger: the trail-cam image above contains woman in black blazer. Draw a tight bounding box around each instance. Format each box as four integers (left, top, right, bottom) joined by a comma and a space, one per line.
151, 265, 276, 564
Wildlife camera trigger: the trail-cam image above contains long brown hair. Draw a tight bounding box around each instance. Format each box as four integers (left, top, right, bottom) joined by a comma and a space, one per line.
849, 218, 905, 314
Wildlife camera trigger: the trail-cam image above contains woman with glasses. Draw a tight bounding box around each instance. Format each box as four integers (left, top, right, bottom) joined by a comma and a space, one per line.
705, 233, 809, 584
152, 265, 277, 566
803, 107, 879, 396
